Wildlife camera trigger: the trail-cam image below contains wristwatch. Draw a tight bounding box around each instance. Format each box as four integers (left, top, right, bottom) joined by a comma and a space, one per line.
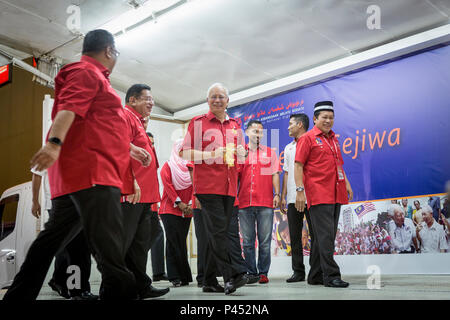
48, 137, 63, 146
296, 186, 305, 192
274, 193, 280, 197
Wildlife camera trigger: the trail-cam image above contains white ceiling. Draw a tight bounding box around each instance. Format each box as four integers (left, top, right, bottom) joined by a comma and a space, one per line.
0, 0, 449, 113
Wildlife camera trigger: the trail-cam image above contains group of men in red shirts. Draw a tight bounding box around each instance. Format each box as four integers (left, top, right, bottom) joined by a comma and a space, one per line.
3, 28, 353, 300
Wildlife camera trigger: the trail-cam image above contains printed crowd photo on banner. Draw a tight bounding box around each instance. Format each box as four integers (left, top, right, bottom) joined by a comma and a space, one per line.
229, 44, 450, 258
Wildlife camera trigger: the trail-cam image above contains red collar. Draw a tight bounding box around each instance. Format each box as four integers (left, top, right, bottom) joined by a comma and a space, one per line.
124, 105, 145, 123
312, 125, 335, 138
81, 55, 110, 78
246, 143, 267, 152
206, 110, 230, 122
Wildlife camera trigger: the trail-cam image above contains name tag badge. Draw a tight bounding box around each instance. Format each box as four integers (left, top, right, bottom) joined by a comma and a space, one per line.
337, 165, 345, 181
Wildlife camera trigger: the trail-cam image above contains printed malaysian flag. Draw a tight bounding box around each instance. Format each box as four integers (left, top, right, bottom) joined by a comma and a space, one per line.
354, 202, 376, 219
303, 249, 310, 256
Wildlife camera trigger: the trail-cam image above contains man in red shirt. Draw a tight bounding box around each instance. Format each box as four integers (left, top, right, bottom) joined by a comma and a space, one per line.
4, 30, 150, 301
121, 84, 169, 299
237, 120, 280, 284
294, 101, 353, 288
180, 83, 248, 295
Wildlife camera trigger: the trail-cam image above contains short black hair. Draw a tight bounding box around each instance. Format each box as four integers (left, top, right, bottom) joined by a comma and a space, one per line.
290, 113, 309, 131
147, 132, 153, 138
125, 84, 152, 103
82, 29, 115, 54
246, 120, 263, 130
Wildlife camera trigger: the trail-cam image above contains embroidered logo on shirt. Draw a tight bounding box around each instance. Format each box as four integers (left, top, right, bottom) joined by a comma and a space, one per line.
315, 137, 323, 145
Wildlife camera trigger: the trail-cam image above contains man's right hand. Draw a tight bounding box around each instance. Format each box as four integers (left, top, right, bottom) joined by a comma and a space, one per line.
31, 201, 41, 218
127, 179, 141, 204
178, 202, 188, 212
210, 147, 226, 159
30, 142, 61, 172
195, 197, 202, 210
130, 143, 151, 166
295, 191, 306, 212
280, 198, 287, 214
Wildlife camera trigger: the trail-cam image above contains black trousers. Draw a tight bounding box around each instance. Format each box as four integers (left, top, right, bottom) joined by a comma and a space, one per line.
229, 206, 247, 275
51, 225, 92, 295
193, 208, 207, 285
308, 204, 342, 284
196, 194, 238, 284
122, 202, 159, 295
160, 214, 193, 283
286, 204, 313, 277
150, 210, 166, 277
4, 186, 136, 300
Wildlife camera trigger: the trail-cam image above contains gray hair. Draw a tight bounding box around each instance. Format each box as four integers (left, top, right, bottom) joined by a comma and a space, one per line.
387, 204, 404, 217
206, 83, 229, 98
421, 204, 433, 214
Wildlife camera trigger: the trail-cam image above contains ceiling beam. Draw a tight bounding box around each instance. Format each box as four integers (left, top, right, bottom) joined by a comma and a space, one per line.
174, 24, 450, 121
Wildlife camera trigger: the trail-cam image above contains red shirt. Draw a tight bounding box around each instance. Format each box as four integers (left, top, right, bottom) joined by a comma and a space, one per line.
151, 203, 159, 212
181, 111, 244, 197
122, 105, 160, 203
295, 125, 348, 208
48, 55, 133, 198
159, 162, 193, 217
237, 144, 280, 209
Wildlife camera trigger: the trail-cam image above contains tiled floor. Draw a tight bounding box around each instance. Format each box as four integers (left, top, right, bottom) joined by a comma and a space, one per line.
2, 275, 450, 300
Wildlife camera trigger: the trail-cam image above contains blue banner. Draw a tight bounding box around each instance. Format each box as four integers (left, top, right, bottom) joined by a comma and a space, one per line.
228, 45, 450, 202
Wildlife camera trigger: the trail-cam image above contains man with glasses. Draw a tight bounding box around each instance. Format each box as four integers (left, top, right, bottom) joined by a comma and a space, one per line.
180, 83, 248, 295
3, 29, 150, 300
121, 84, 169, 299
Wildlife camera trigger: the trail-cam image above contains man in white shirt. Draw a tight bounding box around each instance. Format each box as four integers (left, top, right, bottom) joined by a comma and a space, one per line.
280, 113, 313, 283
387, 204, 418, 253
417, 204, 448, 253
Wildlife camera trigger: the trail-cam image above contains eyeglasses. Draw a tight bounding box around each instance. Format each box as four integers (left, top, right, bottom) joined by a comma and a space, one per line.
138, 96, 154, 103
110, 47, 120, 57
209, 95, 227, 101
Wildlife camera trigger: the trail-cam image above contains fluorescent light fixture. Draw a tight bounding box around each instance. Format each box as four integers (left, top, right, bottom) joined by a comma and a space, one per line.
100, 0, 188, 37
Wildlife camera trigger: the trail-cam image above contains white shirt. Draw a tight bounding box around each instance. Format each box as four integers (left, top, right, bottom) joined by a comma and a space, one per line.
388, 218, 416, 252
30, 168, 52, 210
283, 140, 306, 205
419, 220, 448, 253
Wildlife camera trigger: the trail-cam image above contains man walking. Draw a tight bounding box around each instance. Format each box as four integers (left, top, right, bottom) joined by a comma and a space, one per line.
180, 83, 248, 295
3, 29, 150, 300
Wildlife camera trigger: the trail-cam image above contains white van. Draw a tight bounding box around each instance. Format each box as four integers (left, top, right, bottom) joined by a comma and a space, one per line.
0, 182, 37, 289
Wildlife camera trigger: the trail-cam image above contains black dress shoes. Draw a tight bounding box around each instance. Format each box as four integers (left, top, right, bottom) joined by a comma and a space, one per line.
202, 284, 225, 293
70, 292, 99, 300
325, 279, 349, 288
139, 285, 170, 299
307, 279, 324, 285
244, 274, 260, 285
171, 279, 182, 287
286, 273, 305, 283
48, 279, 70, 299
153, 274, 169, 282
225, 274, 248, 295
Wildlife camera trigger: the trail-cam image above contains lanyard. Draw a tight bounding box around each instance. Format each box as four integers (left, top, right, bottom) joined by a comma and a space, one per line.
321, 134, 345, 181
321, 134, 339, 160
